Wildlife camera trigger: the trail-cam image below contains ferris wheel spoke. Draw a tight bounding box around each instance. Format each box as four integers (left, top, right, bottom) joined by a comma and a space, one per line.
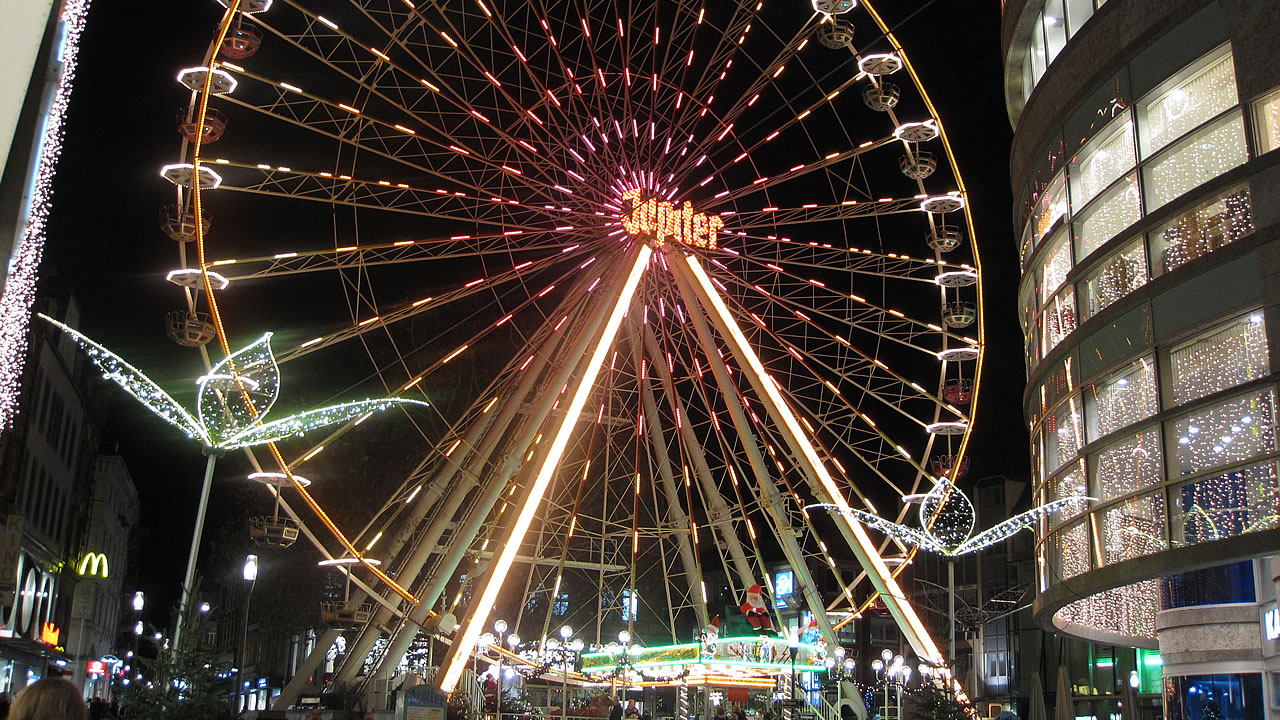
208, 230, 587, 281
723, 193, 919, 227
275, 250, 585, 365
713, 246, 953, 286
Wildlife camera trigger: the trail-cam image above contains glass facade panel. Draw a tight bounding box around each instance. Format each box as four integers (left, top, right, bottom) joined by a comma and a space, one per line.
1064, 0, 1094, 35
1050, 520, 1091, 579
1043, 0, 1068, 65
1039, 228, 1072, 298
1071, 112, 1136, 209
1080, 238, 1148, 320
1047, 462, 1089, 528
1164, 673, 1264, 720
1100, 491, 1167, 564
1028, 23, 1047, 88
1253, 87, 1280, 155
1171, 389, 1276, 476
1093, 428, 1163, 501
1085, 355, 1158, 439
1073, 173, 1141, 260
1046, 398, 1085, 473
1161, 561, 1256, 608
1169, 311, 1268, 406
1138, 49, 1238, 157
1150, 185, 1254, 275
1040, 287, 1077, 356
1030, 173, 1068, 255
1143, 111, 1247, 212
1174, 461, 1280, 544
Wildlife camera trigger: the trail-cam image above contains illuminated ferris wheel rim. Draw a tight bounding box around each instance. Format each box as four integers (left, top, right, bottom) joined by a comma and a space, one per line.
164, 0, 987, 688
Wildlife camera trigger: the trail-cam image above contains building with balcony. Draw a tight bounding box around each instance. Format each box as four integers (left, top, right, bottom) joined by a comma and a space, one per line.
1002, 0, 1280, 718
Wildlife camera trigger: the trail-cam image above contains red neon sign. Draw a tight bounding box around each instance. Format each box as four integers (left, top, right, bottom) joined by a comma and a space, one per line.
620, 189, 723, 249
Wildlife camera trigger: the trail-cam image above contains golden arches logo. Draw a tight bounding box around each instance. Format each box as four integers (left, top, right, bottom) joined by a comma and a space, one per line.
76, 552, 109, 578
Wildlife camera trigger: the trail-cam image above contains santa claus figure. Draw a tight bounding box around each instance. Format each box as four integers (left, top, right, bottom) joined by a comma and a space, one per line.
739, 584, 774, 632
701, 616, 720, 660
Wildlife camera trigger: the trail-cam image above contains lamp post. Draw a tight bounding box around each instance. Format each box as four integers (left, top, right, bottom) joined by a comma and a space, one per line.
788, 629, 800, 714
494, 620, 508, 720
560, 625, 573, 720
237, 554, 258, 717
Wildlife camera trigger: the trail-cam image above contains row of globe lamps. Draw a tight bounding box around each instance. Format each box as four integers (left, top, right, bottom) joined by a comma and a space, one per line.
475, 623, 652, 720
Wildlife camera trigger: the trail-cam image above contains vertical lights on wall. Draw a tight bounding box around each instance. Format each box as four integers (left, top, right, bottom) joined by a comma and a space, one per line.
0, 0, 92, 430
1169, 312, 1268, 406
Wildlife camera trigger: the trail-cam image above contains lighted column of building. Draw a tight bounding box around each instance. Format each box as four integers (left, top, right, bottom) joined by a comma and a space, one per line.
1003, 0, 1280, 718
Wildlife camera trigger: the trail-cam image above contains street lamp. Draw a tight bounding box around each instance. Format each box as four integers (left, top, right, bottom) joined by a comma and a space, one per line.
788, 628, 801, 714
558, 626, 575, 720
494, 620, 508, 720
237, 554, 259, 717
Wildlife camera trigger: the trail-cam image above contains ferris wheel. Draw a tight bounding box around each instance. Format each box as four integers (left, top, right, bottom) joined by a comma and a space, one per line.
163, 0, 983, 697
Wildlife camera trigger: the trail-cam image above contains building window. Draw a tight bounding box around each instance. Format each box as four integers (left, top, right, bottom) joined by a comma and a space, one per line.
1050, 519, 1091, 579
1079, 237, 1148, 319
1070, 111, 1137, 210
1100, 491, 1167, 564
1174, 461, 1280, 544
1150, 184, 1253, 276
1047, 463, 1089, 528
1164, 673, 1264, 720
1167, 311, 1268, 406
1040, 287, 1078, 357
1253, 87, 1280, 154
1137, 49, 1238, 158
1170, 388, 1275, 476
774, 570, 794, 609
1092, 428, 1163, 501
1085, 355, 1158, 440
1039, 229, 1073, 300
1142, 111, 1248, 212
1073, 173, 1141, 261
1046, 399, 1084, 472
619, 589, 636, 621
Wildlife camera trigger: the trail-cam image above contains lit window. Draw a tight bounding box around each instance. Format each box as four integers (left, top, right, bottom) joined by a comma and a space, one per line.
1079, 237, 1148, 320
1168, 311, 1268, 406
774, 570, 793, 609
1138, 48, 1238, 158
1252, 86, 1280, 154
1085, 355, 1158, 439
1150, 185, 1253, 275
1142, 111, 1248, 212
1171, 388, 1275, 476
620, 589, 637, 621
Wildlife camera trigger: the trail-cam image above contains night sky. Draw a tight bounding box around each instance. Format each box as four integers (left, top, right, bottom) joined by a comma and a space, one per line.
43, 0, 1023, 626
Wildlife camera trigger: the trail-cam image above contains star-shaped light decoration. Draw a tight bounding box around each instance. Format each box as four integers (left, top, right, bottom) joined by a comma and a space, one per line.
39, 314, 427, 451
807, 476, 1093, 556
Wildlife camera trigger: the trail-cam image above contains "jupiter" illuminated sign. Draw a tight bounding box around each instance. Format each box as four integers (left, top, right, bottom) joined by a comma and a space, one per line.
620, 189, 723, 249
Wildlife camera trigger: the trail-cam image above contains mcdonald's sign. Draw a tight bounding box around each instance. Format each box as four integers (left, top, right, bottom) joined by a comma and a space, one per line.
76, 552, 109, 578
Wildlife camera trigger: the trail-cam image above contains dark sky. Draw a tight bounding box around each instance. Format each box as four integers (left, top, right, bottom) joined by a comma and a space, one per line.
44, 0, 1023, 626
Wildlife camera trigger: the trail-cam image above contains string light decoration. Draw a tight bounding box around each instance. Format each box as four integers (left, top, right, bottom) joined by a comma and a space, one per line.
1140, 52, 1238, 155
1071, 114, 1136, 209
1145, 115, 1248, 211
1177, 462, 1280, 544
1172, 389, 1274, 477
1169, 312, 1268, 406
1073, 175, 1140, 259
1053, 580, 1160, 640
1154, 187, 1254, 275
1085, 355, 1157, 439
1101, 492, 1167, 565
1038, 286, 1077, 357
38, 314, 427, 450
0, 0, 92, 431
807, 476, 1092, 557
1081, 238, 1147, 319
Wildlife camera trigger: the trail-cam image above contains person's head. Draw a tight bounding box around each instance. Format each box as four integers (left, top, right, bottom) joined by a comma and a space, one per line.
10, 678, 87, 720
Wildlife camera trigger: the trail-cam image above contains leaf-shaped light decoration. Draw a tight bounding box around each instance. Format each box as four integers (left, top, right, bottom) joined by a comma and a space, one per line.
222, 398, 420, 449
197, 332, 281, 442
39, 314, 208, 444
39, 314, 428, 452
807, 478, 1095, 557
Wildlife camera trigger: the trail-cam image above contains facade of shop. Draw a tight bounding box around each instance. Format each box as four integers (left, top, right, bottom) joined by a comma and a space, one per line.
1002, 0, 1280, 717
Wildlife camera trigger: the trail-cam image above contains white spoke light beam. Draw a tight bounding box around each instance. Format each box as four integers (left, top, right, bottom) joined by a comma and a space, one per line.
438, 245, 653, 693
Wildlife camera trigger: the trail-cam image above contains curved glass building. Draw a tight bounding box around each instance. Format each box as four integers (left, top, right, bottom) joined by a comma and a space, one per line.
1002, 0, 1280, 717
